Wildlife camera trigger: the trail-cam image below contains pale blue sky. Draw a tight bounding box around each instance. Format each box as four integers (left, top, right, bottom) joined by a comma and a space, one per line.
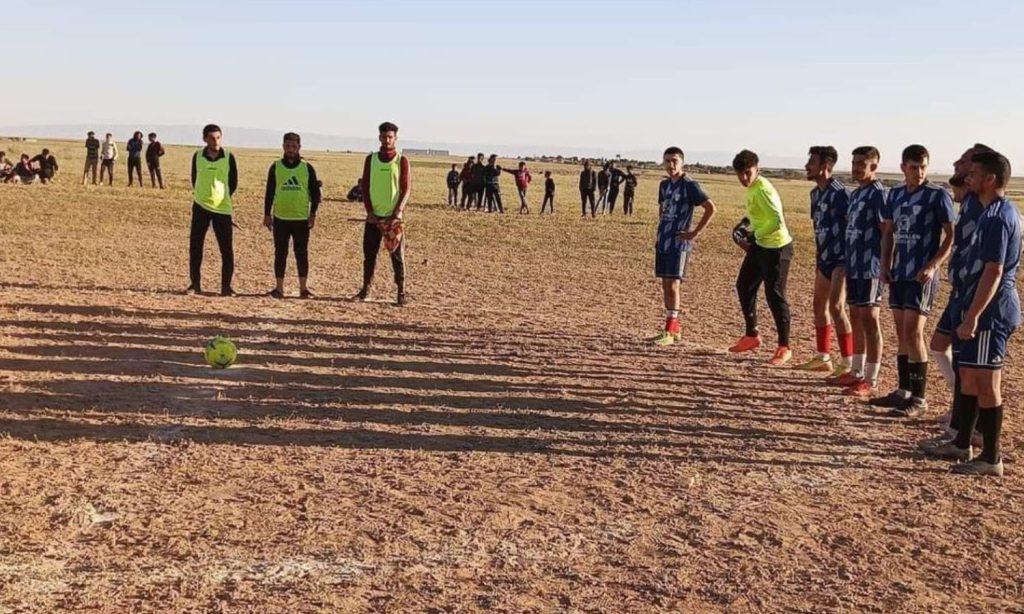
6, 0, 1023, 169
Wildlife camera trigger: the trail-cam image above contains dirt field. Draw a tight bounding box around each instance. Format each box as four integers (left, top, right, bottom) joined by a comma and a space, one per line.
1, 138, 1023, 613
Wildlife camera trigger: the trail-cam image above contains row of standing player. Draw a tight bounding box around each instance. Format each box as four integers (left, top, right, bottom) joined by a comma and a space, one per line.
650, 144, 1019, 477
185, 122, 411, 306
80, 131, 168, 188
444, 156, 640, 216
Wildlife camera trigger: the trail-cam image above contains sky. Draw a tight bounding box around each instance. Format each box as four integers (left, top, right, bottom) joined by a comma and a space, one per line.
5, 0, 1024, 170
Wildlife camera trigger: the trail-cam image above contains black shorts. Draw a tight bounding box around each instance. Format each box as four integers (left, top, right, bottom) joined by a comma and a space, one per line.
846, 278, 884, 308
889, 278, 940, 314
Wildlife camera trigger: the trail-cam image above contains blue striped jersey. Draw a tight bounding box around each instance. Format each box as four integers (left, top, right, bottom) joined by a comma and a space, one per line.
844, 180, 887, 279
811, 178, 850, 268
952, 197, 1022, 330
657, 175, 709, 254
882, 181, 954, 281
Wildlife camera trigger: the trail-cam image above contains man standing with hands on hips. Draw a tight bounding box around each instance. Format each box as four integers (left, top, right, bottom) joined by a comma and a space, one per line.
355, 122, 411, 306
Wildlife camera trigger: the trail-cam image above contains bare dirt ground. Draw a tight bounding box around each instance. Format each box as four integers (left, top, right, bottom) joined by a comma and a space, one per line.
1, 139, 1022, 612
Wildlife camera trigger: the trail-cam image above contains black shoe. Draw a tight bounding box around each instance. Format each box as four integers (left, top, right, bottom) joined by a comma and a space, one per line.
354, 288, 369, 302
868, 390, 907, 408
396, 293, 408, 307
221, 287, 236, 297
299, 289, 314, 299
269, 288, 284, 299
890, 397, 928, 418
184, 284, 201, 295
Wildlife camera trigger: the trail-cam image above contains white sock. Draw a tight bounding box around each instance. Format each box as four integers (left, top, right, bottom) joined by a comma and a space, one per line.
851, 354, 865, 376
865, 362, 880, 386
666, 309, 680, 320
930, 348, 955, 392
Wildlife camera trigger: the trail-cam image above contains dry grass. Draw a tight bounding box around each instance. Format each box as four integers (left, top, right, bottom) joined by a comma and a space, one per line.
1, 138, 1022, 613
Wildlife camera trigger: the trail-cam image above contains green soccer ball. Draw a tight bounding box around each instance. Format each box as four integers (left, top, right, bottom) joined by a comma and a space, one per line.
204, 336, 238, 369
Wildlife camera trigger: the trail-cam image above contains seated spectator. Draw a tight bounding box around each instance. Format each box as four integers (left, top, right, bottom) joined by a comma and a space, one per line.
0, 153, 13, 182
30, 148, 60, 184
346, 179, 362, 202
13, 154, 37, 184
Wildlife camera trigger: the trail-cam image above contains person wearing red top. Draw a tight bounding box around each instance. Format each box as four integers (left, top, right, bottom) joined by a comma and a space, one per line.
502, 161, 533, 214
356, 121, 412, 305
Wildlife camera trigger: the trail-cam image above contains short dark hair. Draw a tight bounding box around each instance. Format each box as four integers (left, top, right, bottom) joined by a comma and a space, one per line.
451, 164, 457, 169
378, 121, 398, 134
87, 131, 95, 137
974, 143, 994, 153
42, 148, 50, 155
902, 144, 929, 164
283, 132, 301, 144
663, 146, 685, 159
518, 161, 526, 167
732, 149, 759, 172
467, 156, 474, 162
202, 124, 222, 138
808, 145, 838, 166
971, 151, 1012, 189
851, 146, 880, 161
148, 132, 157, 139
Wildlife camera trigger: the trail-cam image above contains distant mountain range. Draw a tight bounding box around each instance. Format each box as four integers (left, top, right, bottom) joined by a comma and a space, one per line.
0, 124, 810, 169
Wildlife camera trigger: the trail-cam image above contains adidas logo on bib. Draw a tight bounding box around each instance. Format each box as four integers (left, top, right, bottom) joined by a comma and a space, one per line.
282, 176, 303, 191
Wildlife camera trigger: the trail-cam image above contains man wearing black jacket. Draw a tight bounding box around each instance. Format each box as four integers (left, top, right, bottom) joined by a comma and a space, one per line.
483, 154, 504, 213
470, 153, 487, 211
579, 160, 598, 218
30, 149, 59, 184
146, 133, 165, 189
263, 132, 321, 299
607, 161, 627, 214
623, 165, 638, 215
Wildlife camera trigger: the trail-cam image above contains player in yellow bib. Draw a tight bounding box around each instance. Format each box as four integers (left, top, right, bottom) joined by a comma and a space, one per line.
187, 124, 239, 297
263, 132, 322, 299
355, 121, 412, 306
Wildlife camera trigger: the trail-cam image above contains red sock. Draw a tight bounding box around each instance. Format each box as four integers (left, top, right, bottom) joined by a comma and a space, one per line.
838, 331, 854, 358
666, 318, 681, 334
815, 325, 833, 354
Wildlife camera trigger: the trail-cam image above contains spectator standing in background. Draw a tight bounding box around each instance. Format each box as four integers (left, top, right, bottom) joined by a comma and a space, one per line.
146, 132, 165, 188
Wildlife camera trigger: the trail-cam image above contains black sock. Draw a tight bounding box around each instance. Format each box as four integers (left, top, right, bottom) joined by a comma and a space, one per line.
948, 370, 962, 429
897, 354, 909, 392
977, 405, 1004, 464
908, 361, 928, 399
952, 395, 979, 449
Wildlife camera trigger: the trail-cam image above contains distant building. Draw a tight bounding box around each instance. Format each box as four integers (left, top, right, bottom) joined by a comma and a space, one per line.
403, 148, 449, 156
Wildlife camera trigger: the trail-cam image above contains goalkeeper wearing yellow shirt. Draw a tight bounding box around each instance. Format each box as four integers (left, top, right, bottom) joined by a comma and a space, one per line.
728, 149, 794, 366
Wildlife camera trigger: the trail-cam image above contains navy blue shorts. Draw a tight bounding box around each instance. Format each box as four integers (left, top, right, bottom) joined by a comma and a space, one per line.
936, 299, 959, 335
656, 250, 690, 279
956, 327, 1013, 370
889, 278, 940, 314
817, 261, 843, 280
846, 278, 884, 307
